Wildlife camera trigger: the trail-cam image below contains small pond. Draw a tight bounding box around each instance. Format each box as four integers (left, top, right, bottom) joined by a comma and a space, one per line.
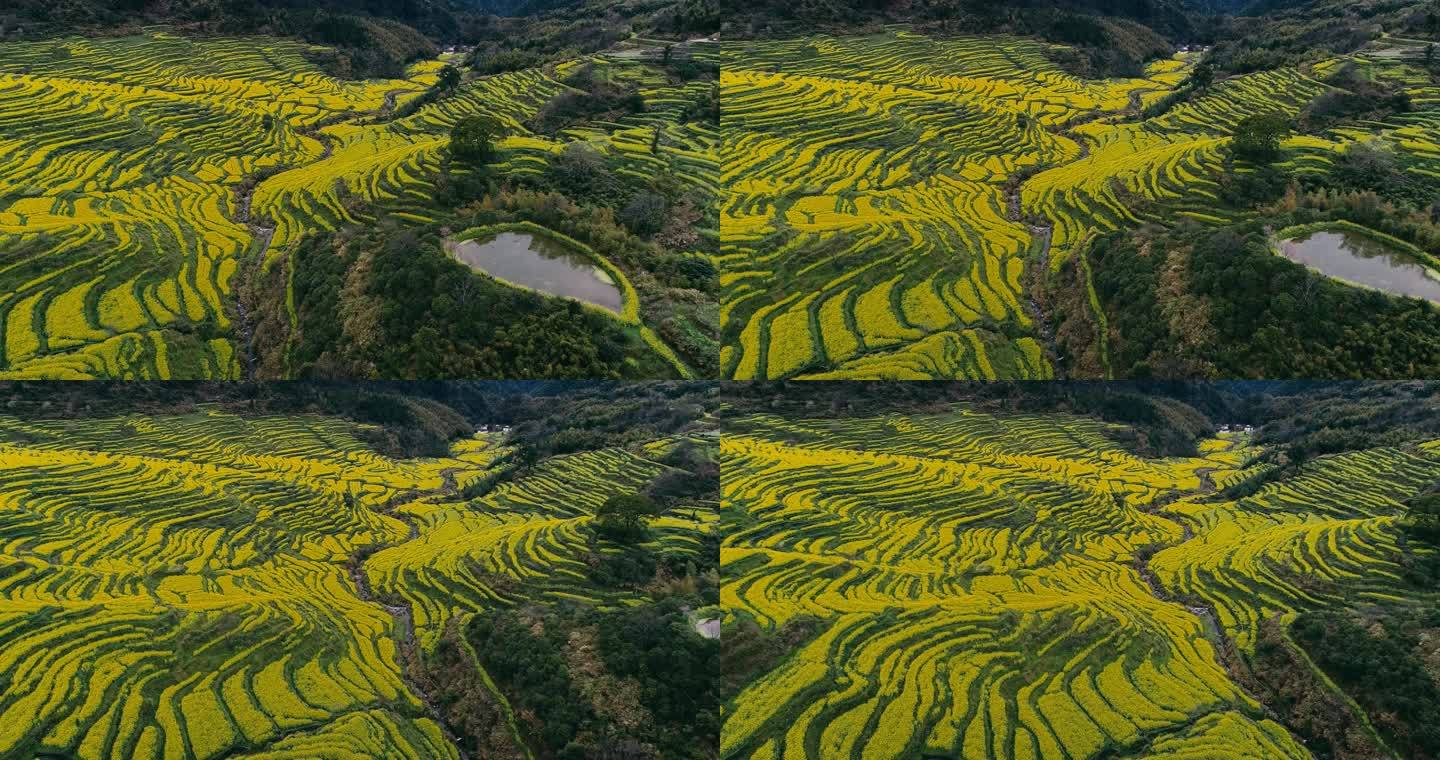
448, 231, 624, 314
1277, 229, 1440, 304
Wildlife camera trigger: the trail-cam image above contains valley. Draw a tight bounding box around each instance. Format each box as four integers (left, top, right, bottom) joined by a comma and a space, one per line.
0, 384, 720, 759
0, 31, 718, 379
720, 386, 1440, 758
720, 26, 1440, 379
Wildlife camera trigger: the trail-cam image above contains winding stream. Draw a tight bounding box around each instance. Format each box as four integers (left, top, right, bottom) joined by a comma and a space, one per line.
345, 470, 474, 760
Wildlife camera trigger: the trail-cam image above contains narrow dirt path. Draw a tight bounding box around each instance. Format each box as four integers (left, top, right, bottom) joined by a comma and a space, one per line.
224, 111, 351, 378
1132, 468, 1218, 634
1120, 85, 1167, 120
298, 121, 339, 160
1129, 468, 1289, 729
208, 469, 467, 759
1008, 113, 1094, 375
226, 173, 275, 380
1022, 222, 1059, 363
382, 86, 410, 117
346, 468, 471, 760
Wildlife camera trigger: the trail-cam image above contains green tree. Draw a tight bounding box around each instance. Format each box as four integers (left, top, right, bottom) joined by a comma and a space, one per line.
449, 115, 498, 165
1231, 113, 1290, 163
594, 493, 658, 539
1189, 60, 1214, 91
618, 191, 668, 236
437, 64, 461, 91
1406, 492, 1440, 543
1334, 141, 1401, 191
514, 442, 539, 472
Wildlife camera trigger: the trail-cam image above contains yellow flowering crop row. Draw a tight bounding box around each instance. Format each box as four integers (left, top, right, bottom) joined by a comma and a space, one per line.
723, 404, 1437, 758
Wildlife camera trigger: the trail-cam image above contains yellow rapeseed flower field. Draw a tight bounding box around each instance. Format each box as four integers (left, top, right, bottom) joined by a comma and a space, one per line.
0, 409, 717, 759
722, 406, 1438, 758
720, 32, 1361, 380
0, 32, 718, 378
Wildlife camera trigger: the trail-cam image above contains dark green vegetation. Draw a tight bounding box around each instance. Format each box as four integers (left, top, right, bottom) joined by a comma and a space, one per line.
1231, 112, 1291, 161
460, 598, 719, 759
1408, 489, 1440, 542
1289, 608, 1440, 759
257, 184, 716, 379
1242, 616, 1391, 759
497, 380, 717, 456
259, 224, 656, 380
1204, 0, 1440, 75
0, 0, 449, 77
1298, 64, 1417, 133
1238, 380, 1440, 459
741, 0, 1425, 79
719, 611, 825, 701
1083, 219, 1440, 379
450, 115, 500, 165
0, 380, 475, 456
0, 0, 717, 77
452, 378, 718, 497
1206, 380, 1440, 501
465, 0, 719, 75
594, 492, 663, 539
727, 0, 1191, 76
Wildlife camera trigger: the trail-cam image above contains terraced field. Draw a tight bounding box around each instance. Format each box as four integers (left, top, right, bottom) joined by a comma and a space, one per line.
0, 407, 717, 758
0, 32, 716, 379
1287, 43, 1440, 182
366, 431, 720, 647
720, 405, 1440, 758
720, 31, 1440, 379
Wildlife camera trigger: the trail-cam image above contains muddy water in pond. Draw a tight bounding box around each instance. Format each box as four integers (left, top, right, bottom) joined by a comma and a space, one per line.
1279, 230, 1440, 304
448, 232, 624, 313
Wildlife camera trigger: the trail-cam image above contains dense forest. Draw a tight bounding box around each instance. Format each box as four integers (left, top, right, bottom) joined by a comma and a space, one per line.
437, 574, 719, 758
724, 0, 1195, 76
254, 223, 662, 381
464, 0, 719, 74
1204, 0, 1440, 75
1, 0, 454, 78
1076, 217, 1440, 380
0, 0, 717, 76
1284, 608, 1440, 758
0, 379, 717, 458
